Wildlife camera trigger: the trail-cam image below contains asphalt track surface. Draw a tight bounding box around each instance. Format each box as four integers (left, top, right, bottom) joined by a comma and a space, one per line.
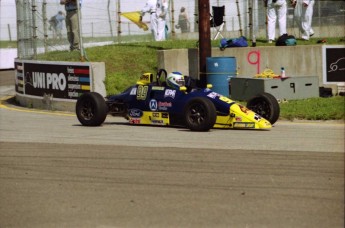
0, 70, 344, 228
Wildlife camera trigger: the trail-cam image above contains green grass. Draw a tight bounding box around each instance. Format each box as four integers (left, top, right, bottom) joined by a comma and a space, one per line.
279, 96, 345, 121
0, 41, 17, 48
34, 37, 345, 121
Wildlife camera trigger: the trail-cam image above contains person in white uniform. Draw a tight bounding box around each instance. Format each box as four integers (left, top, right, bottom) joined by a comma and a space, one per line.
265, 0, 287, 43
141, 0, 158, 41
292, 0, 314, 40
156, 0, 169, 41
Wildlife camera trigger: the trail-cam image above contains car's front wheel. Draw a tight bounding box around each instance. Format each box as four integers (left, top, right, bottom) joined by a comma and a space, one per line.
76, 92, 107, 126
184, 97, 217, 131
246, 92, 280, 125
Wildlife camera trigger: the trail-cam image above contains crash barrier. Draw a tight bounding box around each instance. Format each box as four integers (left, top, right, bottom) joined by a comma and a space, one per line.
14, 59, 106, 112
206, 57, 236, 97
230, 76, 319, 101
158, 45, 345, 96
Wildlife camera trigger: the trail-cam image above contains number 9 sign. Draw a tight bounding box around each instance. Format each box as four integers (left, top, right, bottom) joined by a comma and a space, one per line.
247, 51, 261, 74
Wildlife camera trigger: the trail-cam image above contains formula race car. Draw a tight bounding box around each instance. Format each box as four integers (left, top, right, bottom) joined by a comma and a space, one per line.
76, 69, 280, 131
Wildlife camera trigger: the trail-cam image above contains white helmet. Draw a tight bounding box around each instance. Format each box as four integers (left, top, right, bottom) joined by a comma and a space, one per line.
166, 72, 185, 90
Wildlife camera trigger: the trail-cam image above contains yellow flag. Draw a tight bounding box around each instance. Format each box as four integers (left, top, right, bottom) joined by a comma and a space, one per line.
120, 11, 149, 31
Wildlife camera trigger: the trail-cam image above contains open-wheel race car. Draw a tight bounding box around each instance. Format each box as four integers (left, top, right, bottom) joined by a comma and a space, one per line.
76, 69, 280, 131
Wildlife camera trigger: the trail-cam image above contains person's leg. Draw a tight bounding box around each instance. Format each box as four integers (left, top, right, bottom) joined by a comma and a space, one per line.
302, 0, 314, 39
267, 4, 277, 41
156, 17, 166, 41
65, 12, 73, 50
150, 13, 158, 41
277, 2, 287, 36
70, 11, 80, 50
56, 28, 62, 40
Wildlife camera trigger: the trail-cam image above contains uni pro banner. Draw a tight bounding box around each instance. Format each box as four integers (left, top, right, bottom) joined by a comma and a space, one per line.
15, 60, 92, 100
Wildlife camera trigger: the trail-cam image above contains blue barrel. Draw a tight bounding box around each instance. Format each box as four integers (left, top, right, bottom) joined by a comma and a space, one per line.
206, 57, 236, 97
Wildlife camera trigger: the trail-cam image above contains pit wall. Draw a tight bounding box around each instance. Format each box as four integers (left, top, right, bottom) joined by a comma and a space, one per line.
14, 60, 106, 112
157, 45, 345, 94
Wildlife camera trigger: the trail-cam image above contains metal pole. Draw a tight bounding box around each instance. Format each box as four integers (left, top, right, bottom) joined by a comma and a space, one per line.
42, 0, 48, 53
116, 0, 121, 43
76, 0, 85, 61
194, 0, 198, 32
107, 0, 114, 38
31, 0, 37, 59
170, 0, 175, 38
236, 0, 243, 36
198, 0, 211, 87
7, 24, 12, 41
248, 0, 253, 41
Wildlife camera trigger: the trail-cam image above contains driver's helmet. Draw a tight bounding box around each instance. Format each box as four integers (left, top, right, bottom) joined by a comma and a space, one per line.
166, 72, 185, 90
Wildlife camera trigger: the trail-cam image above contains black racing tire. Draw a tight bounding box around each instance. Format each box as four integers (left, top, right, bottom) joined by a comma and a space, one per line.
76, 92, 107, 126
246, 92, 280, 125
184, 97, 217, 131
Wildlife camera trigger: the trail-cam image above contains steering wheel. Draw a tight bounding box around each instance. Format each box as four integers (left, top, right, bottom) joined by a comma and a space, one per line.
156, 69, 168, 86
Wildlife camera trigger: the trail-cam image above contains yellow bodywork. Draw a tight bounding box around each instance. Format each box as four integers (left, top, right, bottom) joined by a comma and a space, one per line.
214, 103, 272, 129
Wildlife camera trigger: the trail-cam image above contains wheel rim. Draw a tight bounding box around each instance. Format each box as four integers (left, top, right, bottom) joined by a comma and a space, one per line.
187, 103, 207, 125
80, 100, 95, 121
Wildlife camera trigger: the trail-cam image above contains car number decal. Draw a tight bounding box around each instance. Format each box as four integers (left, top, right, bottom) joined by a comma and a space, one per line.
137, 85, 148, 100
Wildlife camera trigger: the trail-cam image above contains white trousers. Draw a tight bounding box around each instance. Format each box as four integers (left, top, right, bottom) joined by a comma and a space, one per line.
150, 13, 159, 41
156, 17, 166, 41
267, 1, 287, 40
294, 0, 314, 40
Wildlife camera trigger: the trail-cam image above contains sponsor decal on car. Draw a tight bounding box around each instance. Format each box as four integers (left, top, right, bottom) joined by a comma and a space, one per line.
239, 104, 250, 115
158, 101, 172, 111
130, 88, 137, 95
235, 116, 242, 121
164, 89, 176, 99
129, 109, 143, 118
254, 113, 262, 121
149, 99, 158, 111
233, 122, 255, 128
152, 86, 165, 91
151, 120, 164, 125
207, 92, 218, 99
129, 119, 141, 124
140, 73, 151, 82
161, 113, 169, 118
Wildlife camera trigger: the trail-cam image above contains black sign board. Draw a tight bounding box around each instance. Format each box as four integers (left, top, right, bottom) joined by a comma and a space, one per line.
15, 60, 91, 100
323, 46, 345, 84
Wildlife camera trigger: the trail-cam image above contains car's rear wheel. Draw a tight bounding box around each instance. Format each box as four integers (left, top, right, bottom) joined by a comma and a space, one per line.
184, 97, 217, 131
76, 92, 107, 126
246, 92, 280, 125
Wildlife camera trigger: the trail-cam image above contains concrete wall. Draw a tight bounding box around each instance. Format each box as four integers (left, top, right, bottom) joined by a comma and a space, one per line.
158, 45, 345, 93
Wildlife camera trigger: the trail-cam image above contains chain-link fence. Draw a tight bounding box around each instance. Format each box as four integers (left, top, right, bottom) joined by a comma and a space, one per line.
5, 0, 345, 59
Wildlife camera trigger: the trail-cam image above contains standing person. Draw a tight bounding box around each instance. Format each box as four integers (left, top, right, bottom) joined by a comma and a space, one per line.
177, 7, 190, 33
140, 0, 158, 41
292, 0, 315, 40
264, 0, 287, 43
50, 11, 65, 40
60, 0, 81, 51
156, 0, 169, 41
